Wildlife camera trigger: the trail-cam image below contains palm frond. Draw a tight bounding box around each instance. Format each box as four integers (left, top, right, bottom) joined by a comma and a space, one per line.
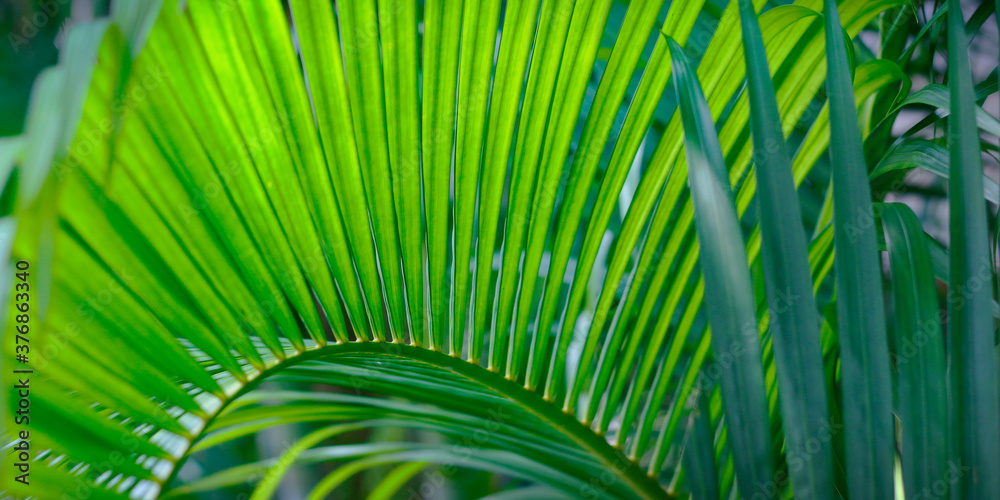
1, 0, 997, 499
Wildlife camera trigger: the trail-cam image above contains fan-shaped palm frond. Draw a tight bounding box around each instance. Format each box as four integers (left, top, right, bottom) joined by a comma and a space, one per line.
1, 0, 998, 498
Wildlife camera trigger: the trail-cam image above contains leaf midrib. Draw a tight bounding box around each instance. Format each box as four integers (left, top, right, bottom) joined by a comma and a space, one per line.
164, 342, 674, 500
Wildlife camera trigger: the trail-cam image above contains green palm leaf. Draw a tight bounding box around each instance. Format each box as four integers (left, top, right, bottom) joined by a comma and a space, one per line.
821, 0, 894, 495
880, 202, 949, 498
736, 0, 836, 496
945, 0, 1000, 496
669, 35, 777, 497
1, 0, 996, 499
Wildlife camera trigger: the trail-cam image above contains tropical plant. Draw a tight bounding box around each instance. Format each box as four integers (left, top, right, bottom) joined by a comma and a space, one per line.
1, 0, 998, 498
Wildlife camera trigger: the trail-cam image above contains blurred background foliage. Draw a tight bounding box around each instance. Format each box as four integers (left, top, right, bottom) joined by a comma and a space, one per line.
1, 0, 99, 135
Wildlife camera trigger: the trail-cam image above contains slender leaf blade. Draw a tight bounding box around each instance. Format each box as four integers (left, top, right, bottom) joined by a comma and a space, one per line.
945, 0, 1000, 495
822, 0, 894, 495
880, 202, 949, 499
669, 38, 776, 499
736, 0, 836, 497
